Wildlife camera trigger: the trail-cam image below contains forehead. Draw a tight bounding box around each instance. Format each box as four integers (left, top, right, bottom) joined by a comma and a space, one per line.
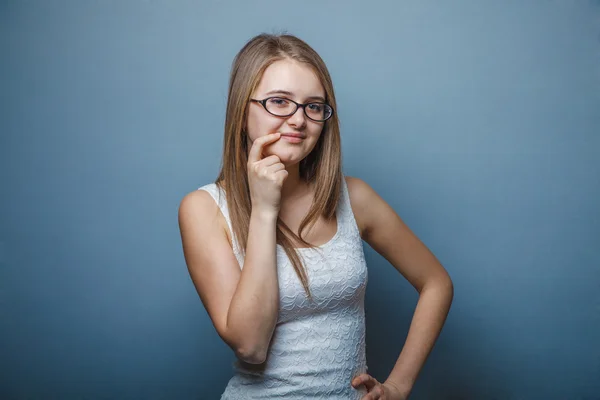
255, 59, 324, 99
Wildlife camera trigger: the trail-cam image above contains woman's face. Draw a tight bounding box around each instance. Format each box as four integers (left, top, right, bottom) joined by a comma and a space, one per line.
245, 58, 326, 166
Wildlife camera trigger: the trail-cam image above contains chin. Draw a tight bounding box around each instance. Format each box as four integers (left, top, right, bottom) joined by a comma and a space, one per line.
266, 147, 305, 165
272, 154, 301, 167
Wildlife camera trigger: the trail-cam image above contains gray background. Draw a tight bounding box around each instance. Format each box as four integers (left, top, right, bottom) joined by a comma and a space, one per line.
1, 1, 599, 399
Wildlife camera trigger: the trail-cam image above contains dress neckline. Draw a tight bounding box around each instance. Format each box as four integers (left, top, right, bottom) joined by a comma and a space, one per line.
276, 212, 341, 252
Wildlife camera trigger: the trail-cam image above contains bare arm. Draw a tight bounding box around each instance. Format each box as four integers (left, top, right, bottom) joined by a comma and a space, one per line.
178, 192, 280, 364
346, 176, 453, 397
225, 208, 280, 363
179, 133, 286, 365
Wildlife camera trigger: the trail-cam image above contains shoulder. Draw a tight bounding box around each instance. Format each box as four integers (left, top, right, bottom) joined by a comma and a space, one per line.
178, 187, 231, 246
344, 175, 408, 246
344, 175, 373, 204
178, 189, 217, 228
179, 182, 225, 214
343, 175, 380, 239
179, 184, 220, 214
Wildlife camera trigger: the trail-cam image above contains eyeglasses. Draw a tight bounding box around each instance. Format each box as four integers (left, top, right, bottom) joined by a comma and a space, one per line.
250, 97, 334, 122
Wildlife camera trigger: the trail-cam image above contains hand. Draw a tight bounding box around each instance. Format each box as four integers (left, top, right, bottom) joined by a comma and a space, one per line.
247, 132, 288, 215
351, 374, 409, 400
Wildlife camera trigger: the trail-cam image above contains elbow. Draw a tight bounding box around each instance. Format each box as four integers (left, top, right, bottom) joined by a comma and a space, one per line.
439, 275, 454, 298
222, 323, 269, 364
235, 346, 268, 364
444, 275, 454, 298
421, 274, 454, 297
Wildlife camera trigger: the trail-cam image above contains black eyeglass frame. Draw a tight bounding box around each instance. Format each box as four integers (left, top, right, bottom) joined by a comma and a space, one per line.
250, 97, 334, 122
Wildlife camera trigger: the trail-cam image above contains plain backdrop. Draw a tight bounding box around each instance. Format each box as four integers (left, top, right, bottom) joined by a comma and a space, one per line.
1, 1, 599, 399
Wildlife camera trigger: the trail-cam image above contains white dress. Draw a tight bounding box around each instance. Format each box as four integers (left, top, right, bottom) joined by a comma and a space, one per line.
198, 176, 369, 399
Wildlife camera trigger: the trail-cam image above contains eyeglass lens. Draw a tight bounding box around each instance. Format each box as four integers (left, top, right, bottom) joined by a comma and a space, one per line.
265, 97, 332, 121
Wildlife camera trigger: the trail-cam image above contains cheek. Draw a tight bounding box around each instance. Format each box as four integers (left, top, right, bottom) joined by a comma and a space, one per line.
307, 128, 324, 145
247, 111, 281, 136
305, 137, 321, 153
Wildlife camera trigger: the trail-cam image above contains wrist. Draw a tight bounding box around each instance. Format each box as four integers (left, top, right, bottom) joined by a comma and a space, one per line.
384, 379, 413, 398
251, 208, 279, 222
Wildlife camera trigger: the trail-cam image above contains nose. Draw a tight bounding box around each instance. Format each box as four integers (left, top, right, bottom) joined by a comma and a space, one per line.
287, 104, 307, 128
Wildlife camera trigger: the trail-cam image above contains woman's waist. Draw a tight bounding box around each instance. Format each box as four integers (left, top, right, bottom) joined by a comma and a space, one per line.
228, 356, 368, 398
232, 332, 367, 378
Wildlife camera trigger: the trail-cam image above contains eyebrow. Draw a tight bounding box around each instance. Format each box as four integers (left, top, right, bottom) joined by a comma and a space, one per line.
264, 90, 326, 103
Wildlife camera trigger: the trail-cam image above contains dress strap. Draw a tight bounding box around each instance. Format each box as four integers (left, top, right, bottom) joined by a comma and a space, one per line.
339, 176, 361, 238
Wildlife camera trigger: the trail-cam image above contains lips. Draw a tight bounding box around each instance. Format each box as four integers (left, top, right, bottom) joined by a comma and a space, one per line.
280, 133, 305, 139
280, 134, 304, 143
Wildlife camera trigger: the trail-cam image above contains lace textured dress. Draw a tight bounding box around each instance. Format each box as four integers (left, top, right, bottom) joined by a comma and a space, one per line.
198, 176, 369, 399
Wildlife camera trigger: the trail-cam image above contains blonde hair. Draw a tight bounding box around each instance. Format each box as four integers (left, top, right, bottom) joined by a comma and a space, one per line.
216, 33, 343, 300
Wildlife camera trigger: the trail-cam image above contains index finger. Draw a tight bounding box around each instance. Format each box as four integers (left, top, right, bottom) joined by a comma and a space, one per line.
248, 133, 281, 163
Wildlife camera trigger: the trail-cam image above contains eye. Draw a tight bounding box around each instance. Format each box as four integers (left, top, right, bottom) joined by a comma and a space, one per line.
307, 103, 324, 112
267, 97, 290, 107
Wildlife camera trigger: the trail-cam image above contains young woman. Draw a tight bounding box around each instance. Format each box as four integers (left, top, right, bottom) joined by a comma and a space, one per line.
178, 33, 454, 400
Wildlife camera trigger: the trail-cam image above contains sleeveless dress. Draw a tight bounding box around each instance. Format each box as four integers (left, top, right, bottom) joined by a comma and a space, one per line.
197, 176, 369, 399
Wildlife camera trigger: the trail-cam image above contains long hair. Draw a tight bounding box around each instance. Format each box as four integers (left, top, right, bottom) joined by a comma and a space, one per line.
216, 33, 343, 300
